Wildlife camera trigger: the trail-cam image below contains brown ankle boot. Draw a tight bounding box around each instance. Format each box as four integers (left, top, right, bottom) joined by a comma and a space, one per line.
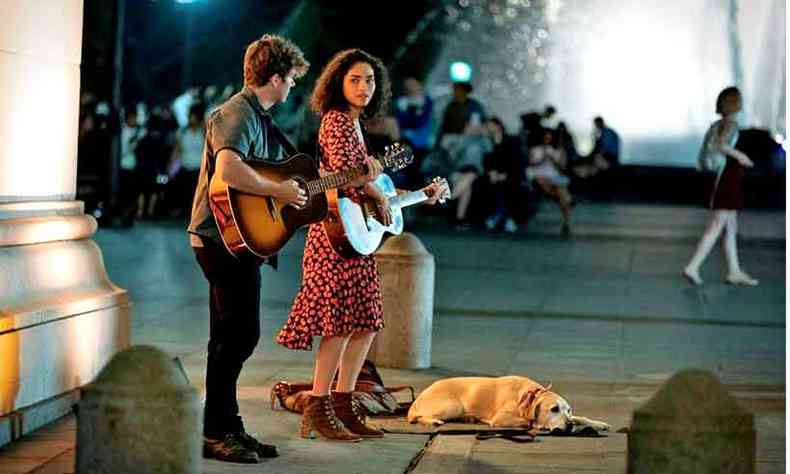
333, 391, 384, 438
300, 394, 361, 442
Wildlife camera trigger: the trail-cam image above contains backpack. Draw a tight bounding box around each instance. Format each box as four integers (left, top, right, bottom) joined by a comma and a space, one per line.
697, 121, 728, 173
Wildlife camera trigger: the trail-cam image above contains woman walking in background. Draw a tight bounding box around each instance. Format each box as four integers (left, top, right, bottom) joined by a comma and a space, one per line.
683, 86, 758, 286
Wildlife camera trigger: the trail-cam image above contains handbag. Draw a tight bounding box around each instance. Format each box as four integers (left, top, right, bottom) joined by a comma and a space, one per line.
270, 359, 415, 417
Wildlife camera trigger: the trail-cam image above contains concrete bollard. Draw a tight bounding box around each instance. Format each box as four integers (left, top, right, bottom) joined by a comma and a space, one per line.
370, 232, 434, 369
76, 345, 201, 474
628, 369, 755, 474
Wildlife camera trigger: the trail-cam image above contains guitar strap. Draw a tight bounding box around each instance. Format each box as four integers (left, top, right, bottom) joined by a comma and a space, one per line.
312, 115, 374, 168
314, 138, 322, 167
359, 120, 374, 155
266, 115, 299, 158
240, 92, 299, 159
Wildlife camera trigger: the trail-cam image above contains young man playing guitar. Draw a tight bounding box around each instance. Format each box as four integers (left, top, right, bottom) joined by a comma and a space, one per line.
187, 34, 380, 464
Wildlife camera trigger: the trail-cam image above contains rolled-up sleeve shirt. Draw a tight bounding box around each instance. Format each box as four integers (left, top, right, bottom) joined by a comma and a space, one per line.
187, 87, 285, 266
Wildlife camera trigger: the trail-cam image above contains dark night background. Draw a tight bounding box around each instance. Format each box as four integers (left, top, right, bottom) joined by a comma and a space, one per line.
81, 1, 447, 108
77, 0, 785, 217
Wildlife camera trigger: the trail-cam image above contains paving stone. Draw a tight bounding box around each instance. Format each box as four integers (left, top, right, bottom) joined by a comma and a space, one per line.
1, 204, 783, 473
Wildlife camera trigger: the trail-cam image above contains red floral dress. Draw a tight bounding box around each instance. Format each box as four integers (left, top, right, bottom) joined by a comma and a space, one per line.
276, 110, 385, 351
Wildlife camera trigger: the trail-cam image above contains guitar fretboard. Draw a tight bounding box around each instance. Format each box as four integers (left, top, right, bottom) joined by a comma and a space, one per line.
390, 190, 428, 209
304, 153, 402, 195
305, 167, 364, 195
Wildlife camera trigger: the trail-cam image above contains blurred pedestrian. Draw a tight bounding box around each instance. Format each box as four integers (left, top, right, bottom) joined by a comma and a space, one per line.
528, 128, 573, 235
395, 77, 433, 187
437, 81, 490, 228
171, 103, 206, 216
683, 86, 758, 286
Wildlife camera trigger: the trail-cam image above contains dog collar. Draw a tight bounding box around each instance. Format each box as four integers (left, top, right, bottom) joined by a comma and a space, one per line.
519, 384, 552, 426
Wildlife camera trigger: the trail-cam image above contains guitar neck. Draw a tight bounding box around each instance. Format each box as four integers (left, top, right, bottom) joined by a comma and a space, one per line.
305, 167, 364, 195
307, 159, 378, 194
390, 189, 429, 209
305, 154, 400, 195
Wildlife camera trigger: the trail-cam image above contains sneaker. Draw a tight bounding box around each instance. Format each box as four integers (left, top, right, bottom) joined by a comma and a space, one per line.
203, 434, 260, 464
682, 266, 703, 286
452, 220, 472, 231
484, 214, 501, 231
726, 272, 759, 286
237, 430, 279, 458
504, 218, 518, 234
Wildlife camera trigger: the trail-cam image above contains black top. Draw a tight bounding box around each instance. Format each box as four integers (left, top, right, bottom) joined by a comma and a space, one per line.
483, 135, 525, 185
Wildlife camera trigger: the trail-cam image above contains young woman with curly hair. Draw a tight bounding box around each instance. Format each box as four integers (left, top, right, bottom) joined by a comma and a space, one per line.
276, 49, 443, 442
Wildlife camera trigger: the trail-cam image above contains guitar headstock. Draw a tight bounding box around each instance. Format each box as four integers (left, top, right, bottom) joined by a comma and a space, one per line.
382, 143, 414, 171
425, 176, 452, 204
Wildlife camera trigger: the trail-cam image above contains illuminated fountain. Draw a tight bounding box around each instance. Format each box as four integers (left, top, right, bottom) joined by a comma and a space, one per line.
425, 0, 785, 166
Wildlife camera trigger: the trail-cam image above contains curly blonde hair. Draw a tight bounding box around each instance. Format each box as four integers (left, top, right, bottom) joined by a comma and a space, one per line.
309, 49, 391, 119
243, 34, 309, 87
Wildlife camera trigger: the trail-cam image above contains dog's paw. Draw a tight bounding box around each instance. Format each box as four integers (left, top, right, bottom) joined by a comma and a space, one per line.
591, 421, 611, 432
571, 416, 611, 432
419, 417, 445, 426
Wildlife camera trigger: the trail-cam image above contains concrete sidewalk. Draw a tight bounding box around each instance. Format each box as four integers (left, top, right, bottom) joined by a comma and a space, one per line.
0, 203, 784, 473
523, 202, 785, 243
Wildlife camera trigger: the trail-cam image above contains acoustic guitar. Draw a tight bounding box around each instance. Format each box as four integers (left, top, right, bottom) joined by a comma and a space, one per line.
209, 144, 413, 259
324, 176, 451, 259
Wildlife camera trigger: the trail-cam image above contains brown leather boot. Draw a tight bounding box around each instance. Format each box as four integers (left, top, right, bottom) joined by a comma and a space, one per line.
300, 394, 361, 442
333, 391, 384, 438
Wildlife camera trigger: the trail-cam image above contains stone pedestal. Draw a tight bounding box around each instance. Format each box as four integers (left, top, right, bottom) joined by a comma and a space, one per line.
0, 1, 129, 446
628, 369, 756, 474
369, 233, 434, 369
77, 346, 201, 474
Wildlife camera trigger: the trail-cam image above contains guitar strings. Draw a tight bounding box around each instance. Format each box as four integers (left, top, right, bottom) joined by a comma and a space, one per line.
303, 149, 404, 196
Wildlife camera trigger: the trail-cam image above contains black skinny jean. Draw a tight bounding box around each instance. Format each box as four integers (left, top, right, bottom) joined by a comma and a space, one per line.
194, 237, 262, 438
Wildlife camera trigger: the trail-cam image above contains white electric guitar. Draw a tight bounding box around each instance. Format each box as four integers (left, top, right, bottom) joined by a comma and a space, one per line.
323, 176, 451, 259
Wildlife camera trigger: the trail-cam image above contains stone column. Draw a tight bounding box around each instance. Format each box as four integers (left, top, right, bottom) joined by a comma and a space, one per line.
628, 369, 756, 474
77, 346, 200, 474
369, 233, 434, 369
0, 1, 130, 446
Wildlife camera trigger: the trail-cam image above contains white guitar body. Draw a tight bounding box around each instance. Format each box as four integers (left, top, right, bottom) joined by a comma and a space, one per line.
336, 174, 404, 256
327, 175, 450, 258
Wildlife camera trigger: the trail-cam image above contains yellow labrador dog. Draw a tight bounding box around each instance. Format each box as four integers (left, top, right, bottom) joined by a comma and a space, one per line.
407, 376, 610, 433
